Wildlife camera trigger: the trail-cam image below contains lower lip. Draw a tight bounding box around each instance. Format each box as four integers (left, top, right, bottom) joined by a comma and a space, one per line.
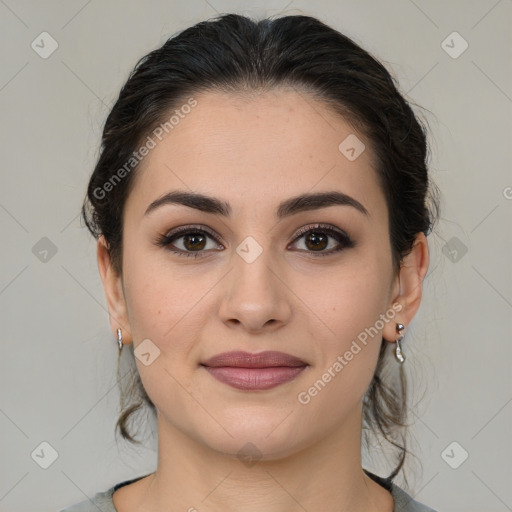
202, 366, 307, 390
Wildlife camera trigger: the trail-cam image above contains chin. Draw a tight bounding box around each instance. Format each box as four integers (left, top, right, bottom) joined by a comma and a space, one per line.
194, 414, 312, 463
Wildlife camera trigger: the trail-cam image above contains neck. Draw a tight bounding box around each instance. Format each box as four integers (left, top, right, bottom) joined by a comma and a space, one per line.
134, 408, 393, 512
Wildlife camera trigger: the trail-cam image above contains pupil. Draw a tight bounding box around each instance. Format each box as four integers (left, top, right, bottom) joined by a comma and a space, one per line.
185, 234, 206, 250
306, 232, 327, 250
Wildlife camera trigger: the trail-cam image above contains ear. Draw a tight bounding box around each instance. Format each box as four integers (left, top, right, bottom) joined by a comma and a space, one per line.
97, 235, 132, 346
383, 232, 430, 343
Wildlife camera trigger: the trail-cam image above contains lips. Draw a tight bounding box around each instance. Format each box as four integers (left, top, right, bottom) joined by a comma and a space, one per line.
201, 351, 308, 391
201, 350, 307, 368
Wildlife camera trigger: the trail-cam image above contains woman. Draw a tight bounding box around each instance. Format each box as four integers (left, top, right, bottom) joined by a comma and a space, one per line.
61, 12, 440, 512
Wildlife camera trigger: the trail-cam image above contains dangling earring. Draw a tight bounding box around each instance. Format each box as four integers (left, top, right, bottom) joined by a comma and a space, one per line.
117, 328, 123, 351
395, 323, 405, 363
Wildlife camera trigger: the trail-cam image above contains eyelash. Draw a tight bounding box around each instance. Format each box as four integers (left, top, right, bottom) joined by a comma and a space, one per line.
155, 223, 355, 259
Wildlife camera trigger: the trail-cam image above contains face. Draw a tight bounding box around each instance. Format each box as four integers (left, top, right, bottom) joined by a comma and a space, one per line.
103, 88, 404, 460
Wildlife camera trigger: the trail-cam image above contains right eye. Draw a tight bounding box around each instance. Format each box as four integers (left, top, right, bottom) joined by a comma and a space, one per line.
155, 225, 224, 258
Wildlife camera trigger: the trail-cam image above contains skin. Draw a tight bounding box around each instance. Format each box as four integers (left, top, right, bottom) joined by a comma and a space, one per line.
97, 88, 429, 512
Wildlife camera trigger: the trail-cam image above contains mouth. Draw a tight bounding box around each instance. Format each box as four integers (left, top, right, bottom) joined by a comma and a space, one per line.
200, 350, 309, 391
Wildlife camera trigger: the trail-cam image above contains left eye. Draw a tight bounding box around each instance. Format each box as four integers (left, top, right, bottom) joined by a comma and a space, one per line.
288, 225, 354, 256
156, 224, 354, 258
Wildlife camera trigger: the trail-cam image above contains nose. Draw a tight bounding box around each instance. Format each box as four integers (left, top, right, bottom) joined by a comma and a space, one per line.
218, 241, 292, 334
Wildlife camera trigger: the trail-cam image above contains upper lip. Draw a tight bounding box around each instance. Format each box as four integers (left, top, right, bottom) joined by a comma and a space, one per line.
201, 351, 308, 368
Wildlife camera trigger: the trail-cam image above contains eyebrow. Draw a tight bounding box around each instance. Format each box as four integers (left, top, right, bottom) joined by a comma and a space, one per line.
144, 190, 369, 218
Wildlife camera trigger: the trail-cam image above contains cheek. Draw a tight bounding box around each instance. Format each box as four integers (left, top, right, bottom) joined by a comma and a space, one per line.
311, 255, 390, 336
121, 248, 190, 346
124, 270, 173, 339
302, 256, 391, 391
122, 249, 226, 366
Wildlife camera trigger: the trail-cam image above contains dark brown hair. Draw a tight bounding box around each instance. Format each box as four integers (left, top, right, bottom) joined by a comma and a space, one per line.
82, 13, 441, 481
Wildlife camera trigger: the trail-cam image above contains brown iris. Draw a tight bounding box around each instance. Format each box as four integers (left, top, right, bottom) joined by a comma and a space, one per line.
183, 233, 207, 251
304, 232, 328, 251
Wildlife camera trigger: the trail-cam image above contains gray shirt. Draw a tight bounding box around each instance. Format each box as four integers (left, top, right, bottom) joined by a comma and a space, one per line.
59, 470, 438, 512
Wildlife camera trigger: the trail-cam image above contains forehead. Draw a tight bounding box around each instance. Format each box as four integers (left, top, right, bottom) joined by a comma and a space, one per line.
125, 88, 386, 221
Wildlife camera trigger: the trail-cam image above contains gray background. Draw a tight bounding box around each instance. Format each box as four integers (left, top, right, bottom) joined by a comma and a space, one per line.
1, 1, 511, 511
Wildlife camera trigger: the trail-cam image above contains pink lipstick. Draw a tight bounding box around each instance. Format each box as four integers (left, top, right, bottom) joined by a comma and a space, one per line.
201, 350, 308, 391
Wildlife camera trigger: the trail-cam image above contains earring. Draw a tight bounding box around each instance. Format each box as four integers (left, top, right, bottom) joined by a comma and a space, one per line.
395, 323, 405, 364
117, 328, 123, 351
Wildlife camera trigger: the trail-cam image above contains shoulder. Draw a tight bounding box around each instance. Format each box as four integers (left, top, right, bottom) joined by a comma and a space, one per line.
389, 480, 438, 512
58, 489, 116, 512
60, 471, 438, 512
364, 470, 438, 512
59, 474, 151, 512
